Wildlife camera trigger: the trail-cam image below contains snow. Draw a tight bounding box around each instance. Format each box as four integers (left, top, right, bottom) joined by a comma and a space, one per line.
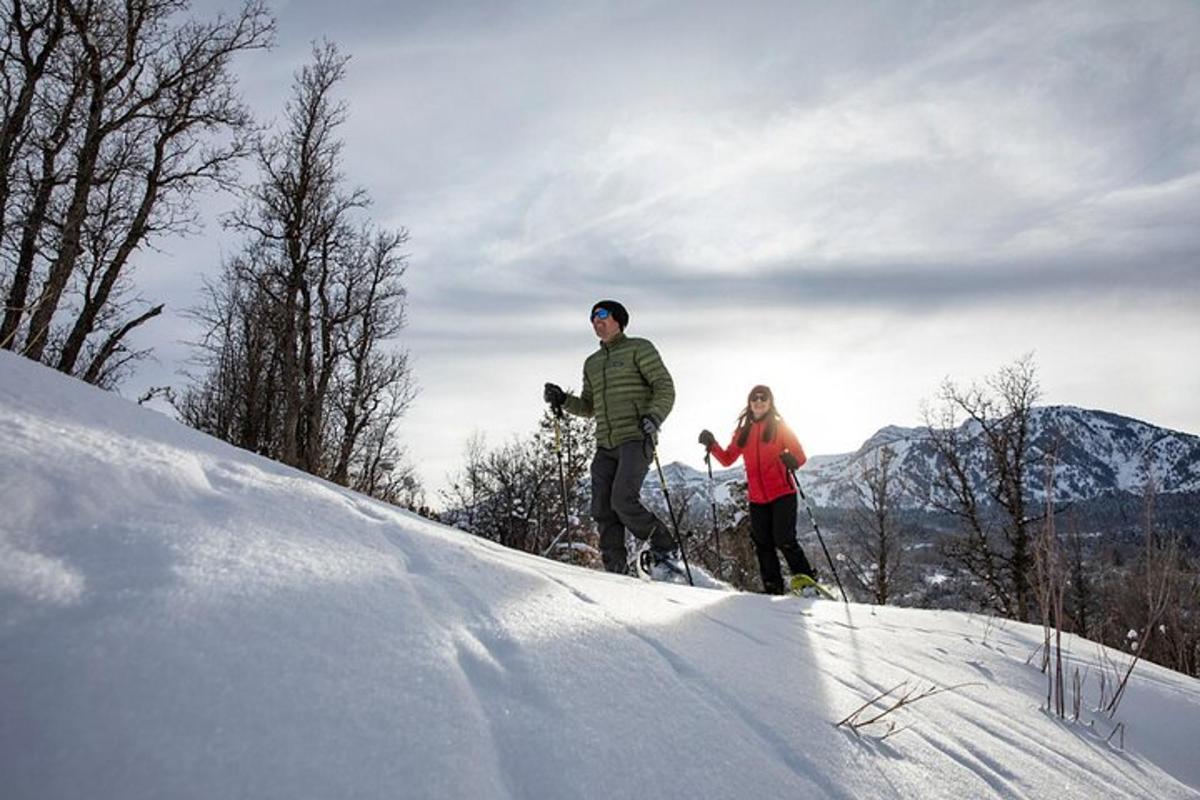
2, 349, 1199, 799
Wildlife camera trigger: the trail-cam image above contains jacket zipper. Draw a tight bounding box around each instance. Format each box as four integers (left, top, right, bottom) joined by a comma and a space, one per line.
753, 421, 763, 503
601, 345, 613, 448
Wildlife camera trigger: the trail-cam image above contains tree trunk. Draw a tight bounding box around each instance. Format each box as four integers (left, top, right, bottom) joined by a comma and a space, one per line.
58, 138, 166, 373
22, 12, 107, 362
81, 303, 163, 384
0, 0, 65, 262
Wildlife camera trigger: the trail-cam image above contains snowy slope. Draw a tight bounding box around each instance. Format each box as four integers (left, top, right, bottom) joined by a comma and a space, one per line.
2, 350, 1199, 800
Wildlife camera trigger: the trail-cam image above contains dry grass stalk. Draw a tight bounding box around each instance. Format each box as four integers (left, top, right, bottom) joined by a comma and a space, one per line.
837, 680, 983, 740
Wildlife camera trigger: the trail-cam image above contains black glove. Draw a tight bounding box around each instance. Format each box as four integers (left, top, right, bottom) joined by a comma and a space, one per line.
698, 429, 716, 447
640, 416, 659, 437
543, 382, 566, 406
780, 451, 801, 471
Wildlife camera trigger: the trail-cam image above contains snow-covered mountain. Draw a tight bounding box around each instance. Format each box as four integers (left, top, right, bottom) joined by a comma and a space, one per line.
4, 351, 1200, 799
655, 406, 1200, 511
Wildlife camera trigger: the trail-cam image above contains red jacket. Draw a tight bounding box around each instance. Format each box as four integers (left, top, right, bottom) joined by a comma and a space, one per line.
707, 418, 807, 505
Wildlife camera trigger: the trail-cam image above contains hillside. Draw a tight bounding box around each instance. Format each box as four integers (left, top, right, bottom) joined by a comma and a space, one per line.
2, 350, 1199, 799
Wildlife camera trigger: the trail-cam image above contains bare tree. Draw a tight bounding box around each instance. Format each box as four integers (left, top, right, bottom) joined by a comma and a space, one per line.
328, 227, 413, 486
442, 433, 548, 553
1065, 512, 1093, 638
0, 0, 67, 291
925, 354, 1042, 620
442, 409, 598, 568
1, 0, 274, 382
220, 41, 368, 470
534, 407, 596, 564
840, 445, 907, 605
686, 468, 747, 584
683, 477, 758, 590
924, 397, 1010, 616
180, 42, 417, 503
1104, 478, 1178, 714
1, 16, 87, 351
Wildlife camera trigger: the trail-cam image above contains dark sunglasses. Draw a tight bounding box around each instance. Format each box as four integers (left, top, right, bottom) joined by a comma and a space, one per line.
749, 393, 770, 402
591, 308, 611, 320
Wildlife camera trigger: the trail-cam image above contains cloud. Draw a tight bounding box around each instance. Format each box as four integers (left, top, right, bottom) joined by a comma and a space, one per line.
151, 0, 1200, 500
295, 0, 1199, 326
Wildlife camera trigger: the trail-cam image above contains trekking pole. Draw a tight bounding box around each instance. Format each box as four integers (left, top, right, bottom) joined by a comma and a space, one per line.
648, 437, 694, 586
540, 405, 575, 558
705, 451, 722, 578
788, 467, 848, 603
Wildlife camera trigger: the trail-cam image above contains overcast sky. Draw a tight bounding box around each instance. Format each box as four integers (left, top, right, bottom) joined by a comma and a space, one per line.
130, 0, 1200, 505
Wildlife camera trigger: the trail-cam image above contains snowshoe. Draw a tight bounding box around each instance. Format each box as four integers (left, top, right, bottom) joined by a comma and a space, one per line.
633, 543, 687, 582
789, 573, 837, 600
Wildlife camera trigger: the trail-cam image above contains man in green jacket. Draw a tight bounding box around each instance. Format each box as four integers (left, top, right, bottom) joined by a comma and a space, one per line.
544, 300, 677, 574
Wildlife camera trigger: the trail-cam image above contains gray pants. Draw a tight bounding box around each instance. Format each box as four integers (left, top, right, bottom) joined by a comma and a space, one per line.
590, 440, 675, 573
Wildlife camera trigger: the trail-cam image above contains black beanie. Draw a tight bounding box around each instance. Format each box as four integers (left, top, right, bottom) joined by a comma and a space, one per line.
591, 300, 629, 330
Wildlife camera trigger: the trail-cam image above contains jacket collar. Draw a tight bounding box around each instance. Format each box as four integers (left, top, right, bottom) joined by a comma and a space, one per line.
600, 331, 627, 350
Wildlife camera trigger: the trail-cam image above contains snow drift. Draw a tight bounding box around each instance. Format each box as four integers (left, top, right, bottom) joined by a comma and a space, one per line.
2, 350, 1198, 799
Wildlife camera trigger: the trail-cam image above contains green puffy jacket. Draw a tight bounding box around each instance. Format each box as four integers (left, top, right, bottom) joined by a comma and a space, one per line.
563, 333, 675, 449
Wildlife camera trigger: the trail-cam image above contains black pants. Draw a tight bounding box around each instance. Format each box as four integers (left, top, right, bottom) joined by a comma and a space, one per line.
590, 441, 675, 573
749, 493, 815, 594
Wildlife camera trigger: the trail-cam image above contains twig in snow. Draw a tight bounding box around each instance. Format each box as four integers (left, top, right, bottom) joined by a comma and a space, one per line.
836, 680, 983, 739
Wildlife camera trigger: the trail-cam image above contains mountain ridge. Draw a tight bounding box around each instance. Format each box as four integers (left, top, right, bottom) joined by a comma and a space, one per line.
654, 405, 1200, 510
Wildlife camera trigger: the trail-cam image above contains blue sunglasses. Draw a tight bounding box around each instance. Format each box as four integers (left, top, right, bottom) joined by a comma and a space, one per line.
591, 308, 611, 320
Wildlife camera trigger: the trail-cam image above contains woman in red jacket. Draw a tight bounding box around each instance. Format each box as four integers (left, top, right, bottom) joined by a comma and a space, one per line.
699, 385, 817, 594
